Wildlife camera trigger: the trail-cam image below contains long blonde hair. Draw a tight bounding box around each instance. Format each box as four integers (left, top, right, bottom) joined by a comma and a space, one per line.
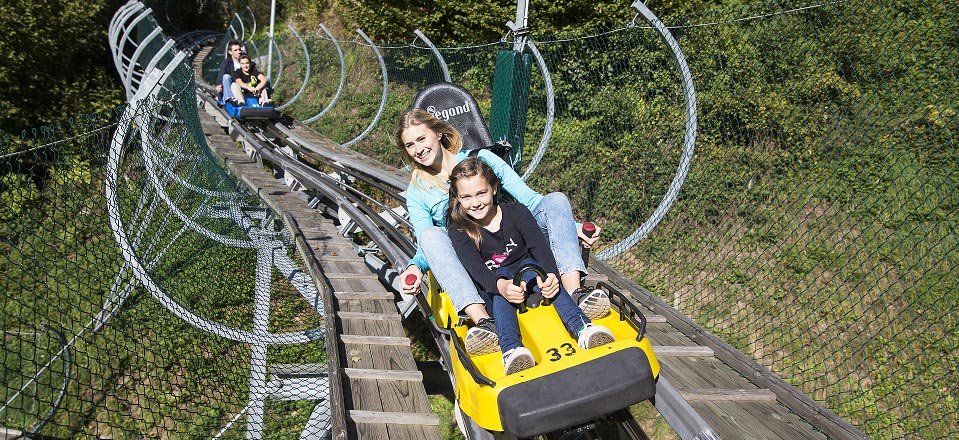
394, 108, 463, 191
447, 158, 500, 250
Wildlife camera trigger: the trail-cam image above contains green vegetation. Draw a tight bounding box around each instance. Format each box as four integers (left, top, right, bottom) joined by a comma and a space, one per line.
2, 0, 956, 438
267, 0, 957, 437
1, 120, 326, 437
0, 0, 123, 134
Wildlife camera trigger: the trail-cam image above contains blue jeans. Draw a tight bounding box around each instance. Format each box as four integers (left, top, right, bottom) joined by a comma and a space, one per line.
489, 258, 591, 353
422, 193, 586, 313
530, 193, 587, 277
421, 226, 486, 313
220, 74, 235, 104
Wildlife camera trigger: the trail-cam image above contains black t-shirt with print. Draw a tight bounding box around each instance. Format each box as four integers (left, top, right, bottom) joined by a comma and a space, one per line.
448, 203, 559, 294
232, 66, 262, 90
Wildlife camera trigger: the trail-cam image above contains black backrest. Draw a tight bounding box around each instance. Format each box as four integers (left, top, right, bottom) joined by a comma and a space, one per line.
411, 83, 494, 152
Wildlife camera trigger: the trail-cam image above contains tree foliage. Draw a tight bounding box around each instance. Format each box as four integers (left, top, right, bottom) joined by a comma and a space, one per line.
0, 0, 126, 135
336, 0, 718, 44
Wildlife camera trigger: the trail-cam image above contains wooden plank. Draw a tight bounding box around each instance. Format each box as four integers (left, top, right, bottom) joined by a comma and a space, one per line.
336, 299, 397, 314
340, 319, 406, 337
349, 410, 440, 426
353, 423, 388, 440
653, 345, 714, 356
646, 314, 668, 323
306, 239, 353, 250
325, 272, 380, 280
341, 335, 411, 346
584, 273, 609, 282
309, 247, 359, 261
660, 356, 758, 390
338, 311, 402, 321
344, 368, 423, 381
330, 277, 386, 293
645, 322, 699, 346
691, 401, 827, 440
680, 388, 778, 402
318, 254, 365, 263
335, 291, 396, 301
387, 424, 442, 440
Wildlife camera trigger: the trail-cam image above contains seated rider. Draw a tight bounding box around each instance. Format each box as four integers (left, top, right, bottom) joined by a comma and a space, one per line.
216, 40, 244, 105
394, 109, 609, 356
446, 158, 616, 374
230, 54, 272, 105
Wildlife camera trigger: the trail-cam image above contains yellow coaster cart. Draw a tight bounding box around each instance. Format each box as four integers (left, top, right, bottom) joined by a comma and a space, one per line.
414, 263, 659, 439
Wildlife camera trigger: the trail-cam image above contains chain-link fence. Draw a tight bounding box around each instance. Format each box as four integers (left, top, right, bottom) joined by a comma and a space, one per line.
1, 0, 955, 437
618, 1, 958, 438
2, 3, 328, 437
266, 0, 955, 437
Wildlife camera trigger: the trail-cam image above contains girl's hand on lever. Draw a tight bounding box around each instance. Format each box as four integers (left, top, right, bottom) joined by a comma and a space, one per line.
538, 273, 560, 298
498, 278, 527, 304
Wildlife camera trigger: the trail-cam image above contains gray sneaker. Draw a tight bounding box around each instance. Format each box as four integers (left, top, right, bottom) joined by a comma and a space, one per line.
577, 323, 616, 349
572, 288, 611, 320
465, 318, 499, 356
503, 347, 536, 375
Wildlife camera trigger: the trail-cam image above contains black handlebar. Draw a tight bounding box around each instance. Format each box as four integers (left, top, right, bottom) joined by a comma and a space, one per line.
512, 263, 548, 313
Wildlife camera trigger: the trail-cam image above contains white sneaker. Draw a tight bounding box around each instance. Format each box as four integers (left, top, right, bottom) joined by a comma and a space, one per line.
577, 324, 616, 349
465, 318, 499, 356
572, 288, 611, 320
503, 347, 536, 375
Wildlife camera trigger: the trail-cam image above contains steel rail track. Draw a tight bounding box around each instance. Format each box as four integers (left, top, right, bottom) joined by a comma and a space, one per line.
195, 87, 652, 440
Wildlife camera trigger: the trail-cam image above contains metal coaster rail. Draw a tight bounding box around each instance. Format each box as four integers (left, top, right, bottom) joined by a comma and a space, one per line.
103, 1, 870, 438
196, 85, 658, 440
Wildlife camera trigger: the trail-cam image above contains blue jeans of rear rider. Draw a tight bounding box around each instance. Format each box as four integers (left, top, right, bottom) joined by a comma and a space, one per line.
220, 74, 235, 104
489, 257, 591, 354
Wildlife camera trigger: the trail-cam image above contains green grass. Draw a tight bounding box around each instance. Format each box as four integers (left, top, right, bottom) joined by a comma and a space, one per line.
613, 144, 959, 438
1, 140, 327, 438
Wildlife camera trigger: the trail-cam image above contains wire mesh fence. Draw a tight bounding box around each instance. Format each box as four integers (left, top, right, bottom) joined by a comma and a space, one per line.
2, 4, 328, 437
1, 0, 955, 437
266, 0, 956, 437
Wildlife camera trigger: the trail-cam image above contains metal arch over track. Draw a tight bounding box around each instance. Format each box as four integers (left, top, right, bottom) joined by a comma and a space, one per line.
234, 12, 246, 41
518, 39, 555, 180
277, 22, 312, 110
269, 36, 285, 89
414, 29, 452, 83
246, 6, 258, 39
303, 23, 347, 124
595, 0, 698, 261
341, 29, 389, 149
